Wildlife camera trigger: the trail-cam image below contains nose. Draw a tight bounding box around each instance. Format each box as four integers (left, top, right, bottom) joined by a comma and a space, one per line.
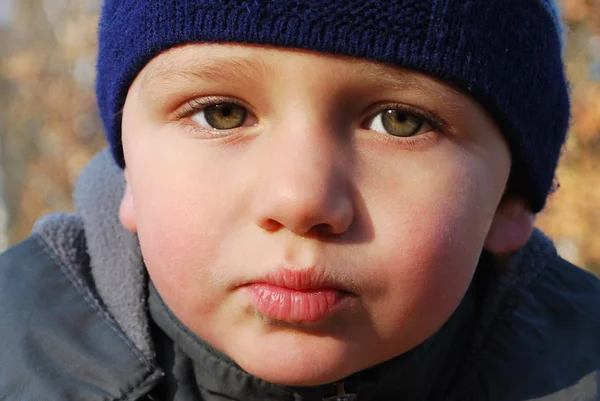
252, 123, 355, 237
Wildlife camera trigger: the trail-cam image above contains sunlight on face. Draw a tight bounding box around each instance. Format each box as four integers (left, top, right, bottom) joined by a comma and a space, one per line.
120, 44, 511, 385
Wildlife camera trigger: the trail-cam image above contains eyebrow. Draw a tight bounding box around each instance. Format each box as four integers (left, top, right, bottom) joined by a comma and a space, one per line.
356, 61, 462, 101
139, 55, 273, 95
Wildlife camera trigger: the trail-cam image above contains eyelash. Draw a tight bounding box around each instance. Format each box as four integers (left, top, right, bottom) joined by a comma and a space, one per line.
174, 96, 250, 121
174, 97, 447, 147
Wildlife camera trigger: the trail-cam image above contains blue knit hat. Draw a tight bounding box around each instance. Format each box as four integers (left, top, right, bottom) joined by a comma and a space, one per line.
96, 0, 570, 213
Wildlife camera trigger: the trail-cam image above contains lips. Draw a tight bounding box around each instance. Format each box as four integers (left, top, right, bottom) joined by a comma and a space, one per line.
243, 267, 352, 323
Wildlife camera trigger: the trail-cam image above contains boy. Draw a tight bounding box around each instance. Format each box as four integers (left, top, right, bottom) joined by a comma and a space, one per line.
1, 0, 599, 400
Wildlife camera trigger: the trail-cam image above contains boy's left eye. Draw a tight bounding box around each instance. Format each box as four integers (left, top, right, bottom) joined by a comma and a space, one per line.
366, 109, 431, 137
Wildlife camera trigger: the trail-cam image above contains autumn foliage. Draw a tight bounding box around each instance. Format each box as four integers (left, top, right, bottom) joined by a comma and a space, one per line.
536, 0, 600, 273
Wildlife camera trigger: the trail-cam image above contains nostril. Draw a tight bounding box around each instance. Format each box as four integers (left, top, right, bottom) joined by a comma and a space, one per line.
261, 218, 283, 232
314, 223, 341, 236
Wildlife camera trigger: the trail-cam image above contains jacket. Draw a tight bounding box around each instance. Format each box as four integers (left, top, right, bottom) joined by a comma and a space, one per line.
1, 150, 599, 401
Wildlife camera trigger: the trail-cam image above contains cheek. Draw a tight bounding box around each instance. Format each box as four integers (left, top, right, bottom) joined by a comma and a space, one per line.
128, 157, 240, 316
371, 204, 479, 340
363, 148, 504, 337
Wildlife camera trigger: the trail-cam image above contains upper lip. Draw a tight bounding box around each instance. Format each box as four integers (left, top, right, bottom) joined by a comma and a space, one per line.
243, 266, 353, 293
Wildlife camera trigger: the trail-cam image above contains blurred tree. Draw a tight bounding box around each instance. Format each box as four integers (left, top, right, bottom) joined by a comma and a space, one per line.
0, 0, 104, 244
0, 0, 12, 251
537, 0, 600, 274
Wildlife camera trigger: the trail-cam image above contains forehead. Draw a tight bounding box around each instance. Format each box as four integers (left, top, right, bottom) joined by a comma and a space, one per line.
136, 43, 466, 103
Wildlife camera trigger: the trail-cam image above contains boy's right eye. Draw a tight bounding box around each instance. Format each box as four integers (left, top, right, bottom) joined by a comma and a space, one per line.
192, 103, 250, 130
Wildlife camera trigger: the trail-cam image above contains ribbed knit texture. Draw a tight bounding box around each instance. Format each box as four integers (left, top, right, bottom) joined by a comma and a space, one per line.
96, 0, 570, 213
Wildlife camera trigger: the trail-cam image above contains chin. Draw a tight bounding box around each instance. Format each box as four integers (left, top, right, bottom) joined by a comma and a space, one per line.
224, 332, 367, 386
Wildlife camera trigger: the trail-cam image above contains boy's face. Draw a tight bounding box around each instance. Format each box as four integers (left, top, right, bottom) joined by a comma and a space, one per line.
121, 44, 516, 385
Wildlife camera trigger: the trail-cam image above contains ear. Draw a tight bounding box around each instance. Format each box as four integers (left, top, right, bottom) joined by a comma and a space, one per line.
484, 198, 534, 256
119, 170, 137, 233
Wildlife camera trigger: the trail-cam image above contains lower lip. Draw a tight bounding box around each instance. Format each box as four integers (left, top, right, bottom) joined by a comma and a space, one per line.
245, 283, 347, 323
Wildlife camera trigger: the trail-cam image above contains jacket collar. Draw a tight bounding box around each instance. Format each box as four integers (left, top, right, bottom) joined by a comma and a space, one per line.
148, 275, 476, 401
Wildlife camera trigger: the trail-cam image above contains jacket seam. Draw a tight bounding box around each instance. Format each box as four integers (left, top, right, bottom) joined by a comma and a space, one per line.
31, 234, 157, 399
114, 370, 160, 401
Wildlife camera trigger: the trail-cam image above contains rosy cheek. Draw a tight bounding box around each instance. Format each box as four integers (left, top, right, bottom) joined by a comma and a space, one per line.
383, 211, 471, 286
132, 180, 226, 305
369, 171, 488, 334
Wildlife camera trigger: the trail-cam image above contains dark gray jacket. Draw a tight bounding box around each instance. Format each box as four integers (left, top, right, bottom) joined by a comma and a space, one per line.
1, 151, 600, 401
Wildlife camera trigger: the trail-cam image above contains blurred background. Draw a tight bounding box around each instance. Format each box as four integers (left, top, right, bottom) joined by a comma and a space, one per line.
0, 0, 599, 276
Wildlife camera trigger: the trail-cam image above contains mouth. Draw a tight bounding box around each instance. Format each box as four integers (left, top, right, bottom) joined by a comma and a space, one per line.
241, 267, 355, 323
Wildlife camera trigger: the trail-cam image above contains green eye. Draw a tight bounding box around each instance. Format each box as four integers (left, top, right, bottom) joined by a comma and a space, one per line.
193, 103, 248, 130
368, 109, 426, 137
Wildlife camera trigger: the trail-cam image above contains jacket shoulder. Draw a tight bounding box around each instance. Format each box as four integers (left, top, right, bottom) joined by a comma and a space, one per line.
461, 251, 600, 401
0, 235, 161, 401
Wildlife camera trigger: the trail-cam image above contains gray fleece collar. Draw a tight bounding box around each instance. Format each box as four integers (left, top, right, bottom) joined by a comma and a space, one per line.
72, 150, 152, 358
35, 150, 153, 359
